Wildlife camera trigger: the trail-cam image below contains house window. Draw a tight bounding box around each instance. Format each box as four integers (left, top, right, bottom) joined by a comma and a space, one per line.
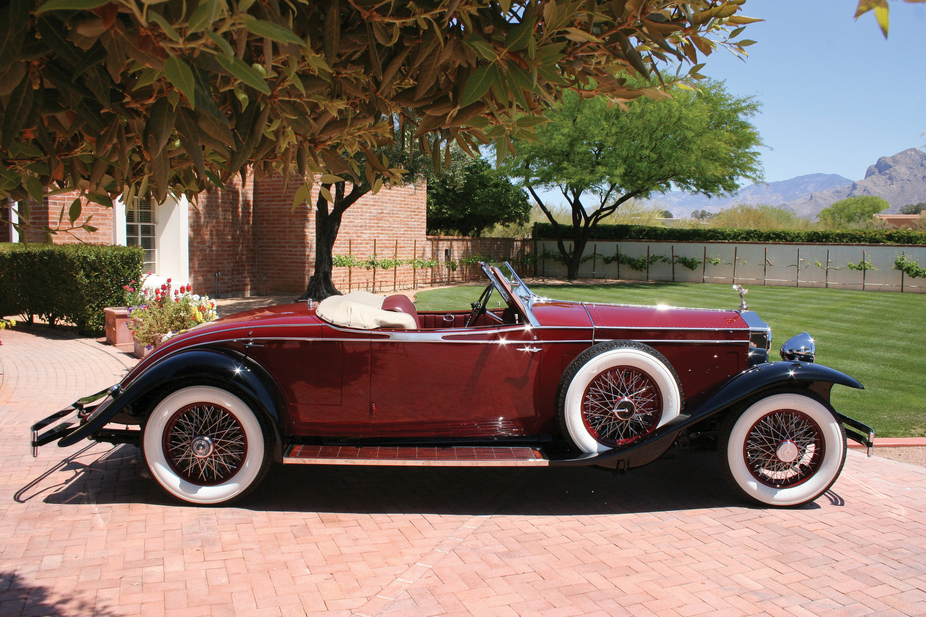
127, 198, 156, 273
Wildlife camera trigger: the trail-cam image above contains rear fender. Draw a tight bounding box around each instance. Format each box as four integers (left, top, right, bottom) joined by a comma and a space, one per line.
58, 348, 287, 461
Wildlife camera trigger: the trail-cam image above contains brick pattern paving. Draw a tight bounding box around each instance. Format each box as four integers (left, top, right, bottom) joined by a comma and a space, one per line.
1, 326, 925, 616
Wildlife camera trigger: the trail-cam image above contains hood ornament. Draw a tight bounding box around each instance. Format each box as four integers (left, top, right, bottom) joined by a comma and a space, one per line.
732, 284, 748, 311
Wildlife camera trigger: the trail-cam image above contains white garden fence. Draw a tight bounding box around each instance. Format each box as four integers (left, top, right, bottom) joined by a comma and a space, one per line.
534, 239, 926, 293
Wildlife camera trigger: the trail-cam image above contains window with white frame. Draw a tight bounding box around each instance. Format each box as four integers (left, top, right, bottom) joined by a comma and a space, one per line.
126, 198, 156, 273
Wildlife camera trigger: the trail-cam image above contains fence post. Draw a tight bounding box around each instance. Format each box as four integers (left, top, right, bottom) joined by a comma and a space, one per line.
796, 247, 800, 288
645, 245, 650, 282
393, 240, 398, 291
431, 240, 435, 287
901, 250, 905, 293
616, 245, 621, 280
592, 243, 597, 279
733, 246, 738, 284
701, 246, 706, 284
825, 249, 830, 289
862, 249, 866, 291
412, 239, 417, 290
671, 245, 675, 282
763, 247, 767, 286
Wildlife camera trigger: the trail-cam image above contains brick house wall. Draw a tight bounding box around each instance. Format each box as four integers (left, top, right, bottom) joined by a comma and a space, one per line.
6, 195, 113, 244
188, 176, 258, 297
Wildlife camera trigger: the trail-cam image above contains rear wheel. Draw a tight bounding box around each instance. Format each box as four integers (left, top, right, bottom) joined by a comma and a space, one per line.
558, 341, 682, 453
719, 389, 846, 507
143, 385, 271, 505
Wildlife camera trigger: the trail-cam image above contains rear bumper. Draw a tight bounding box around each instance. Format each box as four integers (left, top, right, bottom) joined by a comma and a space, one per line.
30, 387, 113, 456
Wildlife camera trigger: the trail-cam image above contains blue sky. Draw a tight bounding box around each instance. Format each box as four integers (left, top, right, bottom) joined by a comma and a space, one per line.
702, 0, 926, 183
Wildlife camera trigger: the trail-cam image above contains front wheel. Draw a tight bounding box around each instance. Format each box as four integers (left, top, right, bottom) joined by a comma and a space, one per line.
143, 385, 272, 505
719, 389, 847, 507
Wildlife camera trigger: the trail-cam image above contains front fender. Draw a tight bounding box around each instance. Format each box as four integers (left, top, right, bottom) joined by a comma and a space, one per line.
58, 348, 287, 460
689, 360, 863, 421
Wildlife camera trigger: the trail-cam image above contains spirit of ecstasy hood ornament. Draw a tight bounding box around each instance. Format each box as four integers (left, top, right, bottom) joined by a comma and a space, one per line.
732, 284, 748, 311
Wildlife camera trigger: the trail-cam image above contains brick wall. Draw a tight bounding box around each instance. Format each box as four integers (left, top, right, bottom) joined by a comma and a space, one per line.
7, 194, 113, 245
188, 177, 257, 297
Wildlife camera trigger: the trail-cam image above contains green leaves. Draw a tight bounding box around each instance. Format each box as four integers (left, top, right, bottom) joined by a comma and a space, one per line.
35, 0, 110, 14
244, 19, 304, 46
215, 53, 271, 95
163, 56, 196, 108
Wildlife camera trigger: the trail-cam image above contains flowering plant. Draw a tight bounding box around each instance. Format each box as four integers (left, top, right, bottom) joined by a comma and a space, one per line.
127, 279, 218, 349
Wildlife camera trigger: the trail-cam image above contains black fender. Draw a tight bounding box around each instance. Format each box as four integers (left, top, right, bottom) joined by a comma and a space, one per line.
555, 361, 863, 471
687, 360, 863, 422
58, 348, 287, 461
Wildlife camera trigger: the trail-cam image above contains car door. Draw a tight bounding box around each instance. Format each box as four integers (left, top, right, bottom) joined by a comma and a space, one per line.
368, 324, 542, 438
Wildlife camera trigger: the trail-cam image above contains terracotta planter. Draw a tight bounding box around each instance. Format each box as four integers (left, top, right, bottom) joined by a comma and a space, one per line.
104, 307, 133, 346
133, 338, 154, 359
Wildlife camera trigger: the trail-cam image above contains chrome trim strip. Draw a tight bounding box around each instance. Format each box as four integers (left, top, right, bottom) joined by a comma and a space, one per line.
282, 457, 550, 467
180, 336, 747, 346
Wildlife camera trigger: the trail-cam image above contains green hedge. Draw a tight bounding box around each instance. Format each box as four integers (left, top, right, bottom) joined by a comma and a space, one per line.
0, 243, 144, 335
533, 223, 926, 245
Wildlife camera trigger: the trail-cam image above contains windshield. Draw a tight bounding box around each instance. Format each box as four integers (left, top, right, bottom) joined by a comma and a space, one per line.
480, 262, 539, 327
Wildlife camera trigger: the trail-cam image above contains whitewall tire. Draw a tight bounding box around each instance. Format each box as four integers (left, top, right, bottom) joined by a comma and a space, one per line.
719, 390, 847, 507
143, 385, 271, 505
558, 342, 682, 454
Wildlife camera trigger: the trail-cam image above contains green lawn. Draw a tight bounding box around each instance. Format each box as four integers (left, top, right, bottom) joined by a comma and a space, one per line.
415, 282, 926, 438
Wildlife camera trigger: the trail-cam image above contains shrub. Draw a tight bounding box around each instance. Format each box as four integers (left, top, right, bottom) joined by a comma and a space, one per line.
0, 244, 143, 335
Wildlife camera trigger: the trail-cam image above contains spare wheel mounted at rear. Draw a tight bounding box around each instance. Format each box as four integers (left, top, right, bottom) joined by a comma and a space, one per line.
559, 341, 683, 454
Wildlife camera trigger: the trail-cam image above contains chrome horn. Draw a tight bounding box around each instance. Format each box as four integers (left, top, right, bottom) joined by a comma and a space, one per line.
780, 333, 816, 363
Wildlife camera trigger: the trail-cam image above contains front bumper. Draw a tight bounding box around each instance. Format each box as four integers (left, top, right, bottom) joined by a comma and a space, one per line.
838, 412, 876, 457
30, 387, 114, 456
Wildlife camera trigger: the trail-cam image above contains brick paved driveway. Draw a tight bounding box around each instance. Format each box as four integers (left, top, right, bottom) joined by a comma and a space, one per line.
2, 326, 925, 617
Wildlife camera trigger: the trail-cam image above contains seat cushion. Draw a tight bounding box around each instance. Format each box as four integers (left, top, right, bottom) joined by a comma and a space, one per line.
381, 295, 420, 328
316, 292, 416, 330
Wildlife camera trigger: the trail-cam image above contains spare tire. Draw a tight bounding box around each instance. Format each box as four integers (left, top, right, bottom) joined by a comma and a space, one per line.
557, 341, 683, 454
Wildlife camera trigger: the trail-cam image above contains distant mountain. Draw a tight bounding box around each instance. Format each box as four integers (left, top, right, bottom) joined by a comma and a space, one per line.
782, 148, 926, 218
651, 148, 926, 220
651, 174, 852, 218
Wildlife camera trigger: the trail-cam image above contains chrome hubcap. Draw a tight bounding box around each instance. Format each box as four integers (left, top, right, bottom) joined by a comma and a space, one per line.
614, 397, 636, 421
191, 436, 215, 458
776, 440, 799, 463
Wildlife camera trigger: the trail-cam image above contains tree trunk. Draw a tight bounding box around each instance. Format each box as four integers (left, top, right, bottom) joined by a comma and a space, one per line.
566, 235, 589, 280
296, 182, 367, 302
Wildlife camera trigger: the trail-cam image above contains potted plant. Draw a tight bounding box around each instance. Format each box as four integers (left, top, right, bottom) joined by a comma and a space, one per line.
128, 279, 218, 358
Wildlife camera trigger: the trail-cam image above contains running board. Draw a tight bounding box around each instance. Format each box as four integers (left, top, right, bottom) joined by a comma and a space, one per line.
283, 445, 550, 467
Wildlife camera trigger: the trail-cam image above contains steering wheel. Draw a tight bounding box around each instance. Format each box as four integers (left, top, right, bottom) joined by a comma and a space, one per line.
465, 283, 494, 327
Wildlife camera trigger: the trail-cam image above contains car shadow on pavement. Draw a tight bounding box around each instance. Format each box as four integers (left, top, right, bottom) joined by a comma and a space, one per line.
24, 444, 830, 514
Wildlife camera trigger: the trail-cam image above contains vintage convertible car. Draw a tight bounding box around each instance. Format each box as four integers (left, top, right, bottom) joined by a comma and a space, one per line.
32, 263, 874, 507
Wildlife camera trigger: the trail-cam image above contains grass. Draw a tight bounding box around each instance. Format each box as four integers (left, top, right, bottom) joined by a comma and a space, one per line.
415, 281, 926, 438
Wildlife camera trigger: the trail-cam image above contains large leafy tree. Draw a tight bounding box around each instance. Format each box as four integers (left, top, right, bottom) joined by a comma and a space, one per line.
505, 78, 763, 278
1, 1, 756, 223
427, 158, 530, 237
818, 195, 889, 228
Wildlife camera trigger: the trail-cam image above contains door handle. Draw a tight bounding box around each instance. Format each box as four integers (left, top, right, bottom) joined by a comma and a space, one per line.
516, 346, 542, 353
243, 340, 264, 349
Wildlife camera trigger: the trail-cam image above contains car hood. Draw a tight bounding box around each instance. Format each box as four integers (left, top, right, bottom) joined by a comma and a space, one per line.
531, 299, 749, 331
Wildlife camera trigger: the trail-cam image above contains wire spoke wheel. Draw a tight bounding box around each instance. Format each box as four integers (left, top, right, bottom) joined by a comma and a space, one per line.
144, 386, 270, 505
744, 410, 824, 488
164, 403, 248, 486
719, 390, 847, 507
582, 367, 662, 447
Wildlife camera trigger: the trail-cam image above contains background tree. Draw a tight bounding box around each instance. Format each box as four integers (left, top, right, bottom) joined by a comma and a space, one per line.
901, 202, 926, 215
660, 209, 674, 219
1, 0, 757, 223
427, 159, 530, 237
505, 78, 763, 278
817, 195, 889, 228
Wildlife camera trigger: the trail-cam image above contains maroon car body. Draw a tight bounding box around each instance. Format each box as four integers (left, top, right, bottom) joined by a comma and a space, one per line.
32, 263, 873, 507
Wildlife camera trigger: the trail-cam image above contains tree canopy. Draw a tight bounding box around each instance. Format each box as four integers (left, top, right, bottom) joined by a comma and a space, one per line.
427, 158, 530, 237
0, 0, 757, 234
505, 77, 763, 278
818, 195, 889, 228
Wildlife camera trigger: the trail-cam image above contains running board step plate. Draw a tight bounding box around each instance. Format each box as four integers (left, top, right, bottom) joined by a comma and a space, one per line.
284, 445, 549, 467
